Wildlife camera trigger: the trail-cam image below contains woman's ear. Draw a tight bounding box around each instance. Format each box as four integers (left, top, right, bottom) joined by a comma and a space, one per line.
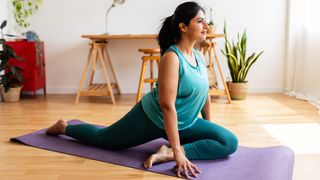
179, 23, 187, 33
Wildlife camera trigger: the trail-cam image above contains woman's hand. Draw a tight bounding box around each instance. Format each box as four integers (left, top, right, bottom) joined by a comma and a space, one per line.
173, 150, 201, 179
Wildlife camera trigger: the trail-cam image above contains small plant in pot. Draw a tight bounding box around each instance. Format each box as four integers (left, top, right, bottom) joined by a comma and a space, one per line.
208, 20, 215, 34
221, 23, 263, 100
0, 20, 24, 102
207, 7, 215, 34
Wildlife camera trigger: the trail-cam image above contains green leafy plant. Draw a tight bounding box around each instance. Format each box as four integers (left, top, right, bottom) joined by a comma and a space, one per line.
0, 20, 24, 92
221, 23, 263, 83
12, 0, 42, 28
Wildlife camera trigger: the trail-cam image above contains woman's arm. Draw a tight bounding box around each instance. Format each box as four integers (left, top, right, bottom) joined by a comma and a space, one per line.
201, 94, 212, 121
158, 52, 181, 152
158, 52, 199, 178
197, 49, 213, 121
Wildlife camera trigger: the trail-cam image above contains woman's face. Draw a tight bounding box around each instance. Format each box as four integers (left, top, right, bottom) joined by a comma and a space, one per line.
182, 10, 208, 40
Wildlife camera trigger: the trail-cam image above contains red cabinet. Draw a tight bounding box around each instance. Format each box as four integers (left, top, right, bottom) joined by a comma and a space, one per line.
6, 41, 46, 97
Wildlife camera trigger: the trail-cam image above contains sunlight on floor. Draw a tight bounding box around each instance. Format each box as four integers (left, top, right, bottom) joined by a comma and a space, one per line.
261, 123, 320, 154
240, 96, 300, 115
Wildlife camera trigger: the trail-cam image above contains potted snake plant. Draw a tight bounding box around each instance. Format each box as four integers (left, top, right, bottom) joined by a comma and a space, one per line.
221, 23, 263, 100
0, 20, 24, 102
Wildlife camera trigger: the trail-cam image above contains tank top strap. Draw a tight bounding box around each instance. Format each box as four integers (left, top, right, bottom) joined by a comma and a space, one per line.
166, 45, 184, 75
167, 45, 184, 63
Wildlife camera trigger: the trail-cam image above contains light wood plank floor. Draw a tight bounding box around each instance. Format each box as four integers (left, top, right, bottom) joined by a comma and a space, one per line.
0, 94, 319, 180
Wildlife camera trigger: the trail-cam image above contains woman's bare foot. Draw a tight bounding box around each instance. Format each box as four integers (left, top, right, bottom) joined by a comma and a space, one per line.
46, 119, 67, 135
144, 145, 175, 168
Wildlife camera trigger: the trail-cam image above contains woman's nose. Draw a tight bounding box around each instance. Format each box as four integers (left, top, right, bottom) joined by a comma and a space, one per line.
204, 22, 209, 29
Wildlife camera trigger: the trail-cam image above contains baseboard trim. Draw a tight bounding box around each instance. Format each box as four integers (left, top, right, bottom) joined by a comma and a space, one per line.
44, 86, 283, 94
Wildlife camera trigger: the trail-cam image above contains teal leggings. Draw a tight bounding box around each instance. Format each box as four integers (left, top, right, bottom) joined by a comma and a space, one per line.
65, 102, 238, 160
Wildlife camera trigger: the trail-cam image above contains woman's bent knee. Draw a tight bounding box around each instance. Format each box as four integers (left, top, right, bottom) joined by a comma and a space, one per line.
226, 133, 238, 155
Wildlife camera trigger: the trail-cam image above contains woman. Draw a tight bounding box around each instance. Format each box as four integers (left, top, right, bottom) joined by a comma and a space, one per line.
46, 1, 238, 178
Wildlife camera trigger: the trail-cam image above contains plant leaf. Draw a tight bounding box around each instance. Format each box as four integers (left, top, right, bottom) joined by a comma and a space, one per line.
243, 51, 263, 81
8, 64, 24, 83
0, 58, 9, 70
4, 44, 18, 59
0, 20, 7, 29
226, 53, 239, 81
4, 34, 18, 37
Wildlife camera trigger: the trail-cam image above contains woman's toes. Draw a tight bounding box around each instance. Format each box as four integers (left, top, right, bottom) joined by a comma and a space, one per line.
144, 155, 155, 169
144, 161, 149, 169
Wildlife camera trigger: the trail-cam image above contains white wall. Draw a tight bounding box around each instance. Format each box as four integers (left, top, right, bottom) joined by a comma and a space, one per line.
0, 0, 287, 94
0, 1, 8, 23
0, 0, 16, 35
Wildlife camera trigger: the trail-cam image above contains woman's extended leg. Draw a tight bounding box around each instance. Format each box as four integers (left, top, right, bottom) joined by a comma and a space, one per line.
180, 118, 238, 160
46, 102, 165, 149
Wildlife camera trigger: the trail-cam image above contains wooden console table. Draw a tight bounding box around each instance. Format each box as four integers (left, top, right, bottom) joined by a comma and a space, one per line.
77, 34, 231, 104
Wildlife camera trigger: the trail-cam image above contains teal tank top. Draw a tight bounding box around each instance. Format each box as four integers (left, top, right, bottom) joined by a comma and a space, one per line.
141, 45, 209, 130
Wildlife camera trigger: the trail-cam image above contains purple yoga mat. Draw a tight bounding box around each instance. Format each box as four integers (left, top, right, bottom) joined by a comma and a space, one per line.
11, 120, 294, 180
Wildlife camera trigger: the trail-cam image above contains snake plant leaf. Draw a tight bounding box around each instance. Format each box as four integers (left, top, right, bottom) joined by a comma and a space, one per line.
226, 53, 239, 81
232, 40, 237, 62
243, 51, 263, 80
227, 40, 232, 52
239, 53, 244, 71
223, 19, 227, 35
240, 32, 246, 68
237, 66, 246, 82
222, 50, 235, 81
241, 30, 247, 60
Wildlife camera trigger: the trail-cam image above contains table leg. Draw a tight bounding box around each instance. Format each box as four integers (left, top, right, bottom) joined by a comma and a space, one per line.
103, 45, 121, 95
211, 42, 232, 104
97, 46, 116, 105
75, 44, 93, 104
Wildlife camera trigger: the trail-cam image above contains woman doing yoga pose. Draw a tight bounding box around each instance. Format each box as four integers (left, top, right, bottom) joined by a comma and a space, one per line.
46, 1, 238, 178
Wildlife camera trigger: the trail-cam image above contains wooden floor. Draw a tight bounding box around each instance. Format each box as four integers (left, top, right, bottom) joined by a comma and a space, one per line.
0, 93, 319, 180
